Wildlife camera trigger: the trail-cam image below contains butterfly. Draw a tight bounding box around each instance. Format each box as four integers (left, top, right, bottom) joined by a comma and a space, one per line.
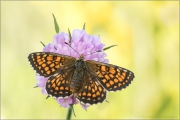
28, 52, 135, 105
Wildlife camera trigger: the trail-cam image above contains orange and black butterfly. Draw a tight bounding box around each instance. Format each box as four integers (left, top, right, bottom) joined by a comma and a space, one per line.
28, 51, 134, 105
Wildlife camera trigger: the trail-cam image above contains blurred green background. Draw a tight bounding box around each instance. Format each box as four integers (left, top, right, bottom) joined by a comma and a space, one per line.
1, 1, 179, 119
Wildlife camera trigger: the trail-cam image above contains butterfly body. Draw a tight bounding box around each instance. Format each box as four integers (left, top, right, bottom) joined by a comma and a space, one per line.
28, 52, 135, 105
70, 57, 86, 94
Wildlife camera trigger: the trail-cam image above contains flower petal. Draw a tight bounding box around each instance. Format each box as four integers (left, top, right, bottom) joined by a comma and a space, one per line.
80, 103, 90, 110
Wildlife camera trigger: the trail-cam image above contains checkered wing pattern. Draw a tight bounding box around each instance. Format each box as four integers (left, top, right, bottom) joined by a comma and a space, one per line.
45, 69, 74, 97
28, 52, 76, 77
77, 70, 106, 105
28, 52, 135, 105
86, 60, 135, 91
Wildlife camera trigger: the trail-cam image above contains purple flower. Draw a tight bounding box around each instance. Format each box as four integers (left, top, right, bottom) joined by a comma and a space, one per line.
80, 102, 90, 111
56, 95, 79, 108
36, 74, 47, 95
36, 29, 108, 110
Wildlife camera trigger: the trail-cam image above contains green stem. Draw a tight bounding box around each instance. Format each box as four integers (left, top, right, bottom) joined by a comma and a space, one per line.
66, 105, 73, 120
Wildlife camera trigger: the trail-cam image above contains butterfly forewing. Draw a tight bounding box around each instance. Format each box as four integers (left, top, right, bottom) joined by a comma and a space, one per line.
77, 70, 106, 105
85, 60, 135, 91
28, 52, 76, 77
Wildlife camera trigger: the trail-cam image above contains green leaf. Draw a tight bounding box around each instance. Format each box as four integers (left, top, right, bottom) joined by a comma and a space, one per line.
33, 86, 38, 88
105, 100, 109, 103
68, 28, 72, 45
46, 96, 50, 99
52, 13, 59, 33
83, 22, 86, 30
103, 45, 118, 51
40, 41, 46, 47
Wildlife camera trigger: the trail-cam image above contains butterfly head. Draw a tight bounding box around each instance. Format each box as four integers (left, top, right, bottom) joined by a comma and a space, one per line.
78, 54, 85, 60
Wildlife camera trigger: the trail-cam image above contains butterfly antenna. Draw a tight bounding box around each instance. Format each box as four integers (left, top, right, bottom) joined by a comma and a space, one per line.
84, 44, 118, 56
64, 42, 80, 56
84, 50, 102, 57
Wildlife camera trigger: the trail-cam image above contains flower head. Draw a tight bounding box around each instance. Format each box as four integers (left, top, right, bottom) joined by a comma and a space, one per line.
36, 29, 108, 110
56, 95, 78, 108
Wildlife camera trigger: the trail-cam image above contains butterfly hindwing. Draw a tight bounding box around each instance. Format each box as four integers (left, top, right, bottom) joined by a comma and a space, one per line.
77, 70, 106, 105
45, 68, 74, 98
